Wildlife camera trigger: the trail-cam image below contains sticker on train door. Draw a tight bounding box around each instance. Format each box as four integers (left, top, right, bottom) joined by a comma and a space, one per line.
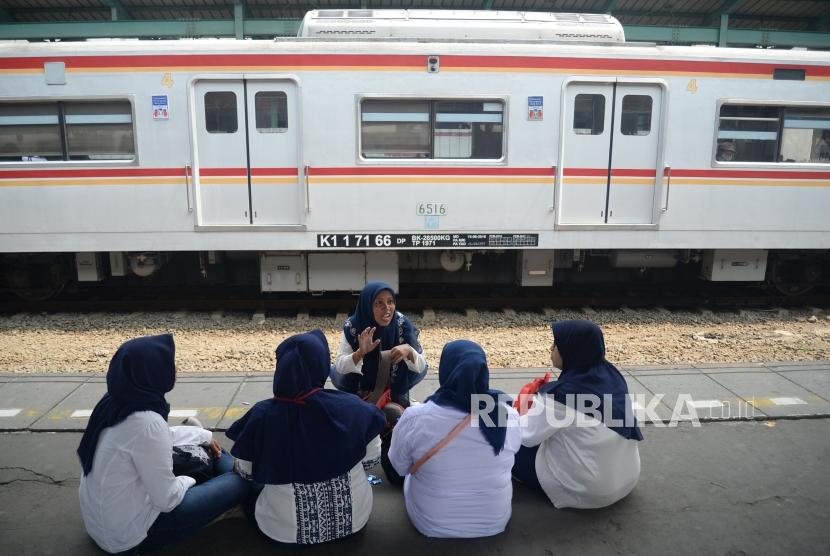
528, 96, 543, 121
152, 95, 169, 120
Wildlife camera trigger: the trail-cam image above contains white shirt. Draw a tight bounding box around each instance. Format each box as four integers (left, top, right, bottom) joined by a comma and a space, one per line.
388, 401, 521, 538
520, 394, 641, 509
237, 436, 381, 545
334, 334, 427, 376
79, 411, 212, 553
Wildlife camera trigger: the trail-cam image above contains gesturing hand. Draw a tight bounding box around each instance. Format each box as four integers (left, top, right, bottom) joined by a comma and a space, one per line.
358, 327, 380, 356
390, 344, 414, 365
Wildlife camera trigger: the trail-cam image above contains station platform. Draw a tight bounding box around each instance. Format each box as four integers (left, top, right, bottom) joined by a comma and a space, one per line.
1, 362, 829, 555
1, 361, 829, 431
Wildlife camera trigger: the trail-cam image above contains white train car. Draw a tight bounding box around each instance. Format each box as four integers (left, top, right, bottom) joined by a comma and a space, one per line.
1, 10, 828, 296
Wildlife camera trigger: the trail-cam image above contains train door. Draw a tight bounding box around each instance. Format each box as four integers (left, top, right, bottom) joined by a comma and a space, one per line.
192, 79, 301, 226
559, 80, 664, 226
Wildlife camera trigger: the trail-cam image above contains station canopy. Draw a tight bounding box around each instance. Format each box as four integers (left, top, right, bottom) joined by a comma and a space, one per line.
0, 0, 828, 49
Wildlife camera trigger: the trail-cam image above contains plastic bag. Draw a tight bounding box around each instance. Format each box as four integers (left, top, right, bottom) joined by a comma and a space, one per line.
513, 372, 551, 416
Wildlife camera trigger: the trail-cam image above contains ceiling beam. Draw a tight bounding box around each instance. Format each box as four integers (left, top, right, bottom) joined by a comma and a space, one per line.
704, 0, 744, 27
234, 1, 244, 40
0, 18, 828, 50
625, 24, 830, 49
611, 11, 812, 25
107, 1, 130, 21
0, 19, 301, 40
603, 0, 620, 14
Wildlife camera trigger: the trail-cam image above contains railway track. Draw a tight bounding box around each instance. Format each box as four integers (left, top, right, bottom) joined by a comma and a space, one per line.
2, 285, 828, 316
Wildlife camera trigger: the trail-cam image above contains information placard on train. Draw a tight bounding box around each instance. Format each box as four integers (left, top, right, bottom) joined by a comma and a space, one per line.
316, 233, 538, 249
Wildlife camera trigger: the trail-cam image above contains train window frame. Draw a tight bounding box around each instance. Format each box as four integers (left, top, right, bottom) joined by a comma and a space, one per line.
204, 91, 238, 134
0, 97, 137, 165
254, 91, 288, 133
573, 94, 605, 135
357, 95, 508, 164
714, 100, 830, 167
620, 95, 652, 136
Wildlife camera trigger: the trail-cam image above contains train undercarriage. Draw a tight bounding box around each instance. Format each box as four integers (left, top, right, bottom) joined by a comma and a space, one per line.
2, 249, 828, 301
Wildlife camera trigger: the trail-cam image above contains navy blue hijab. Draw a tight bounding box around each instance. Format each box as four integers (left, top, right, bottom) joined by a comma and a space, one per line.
427, 340, 508, 455
343, 281, 422, 401
539, 320, 643, 441
77, 334, 176, 476
227, 330, 386, 484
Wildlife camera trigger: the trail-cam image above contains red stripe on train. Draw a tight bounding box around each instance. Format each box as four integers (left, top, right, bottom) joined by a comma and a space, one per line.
564, 168, 830, 179
1, 54, 828, 77
308, 167, 555, 176
0, 168, 185, 179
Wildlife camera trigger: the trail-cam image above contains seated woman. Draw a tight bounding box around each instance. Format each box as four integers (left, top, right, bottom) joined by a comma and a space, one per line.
387, 340, 521, 538
227, 330, 386, 545
330, 280, 427, 406
77, 334, 250, 554
512, 319, 643, 509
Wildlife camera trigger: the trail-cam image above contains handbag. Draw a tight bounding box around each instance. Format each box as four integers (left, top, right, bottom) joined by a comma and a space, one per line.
172, 445, 215, 484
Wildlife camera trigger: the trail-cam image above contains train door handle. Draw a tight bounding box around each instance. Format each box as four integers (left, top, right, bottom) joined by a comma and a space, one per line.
304, 164, 311, 213
184, 164, 193, 213
662, 165, 672, 212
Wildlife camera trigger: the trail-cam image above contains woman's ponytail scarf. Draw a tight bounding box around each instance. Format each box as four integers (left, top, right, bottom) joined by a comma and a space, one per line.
427, 340, 508, 455
228, 330, 386, 484
538, 320, 643, 441
77, 334, 176, 475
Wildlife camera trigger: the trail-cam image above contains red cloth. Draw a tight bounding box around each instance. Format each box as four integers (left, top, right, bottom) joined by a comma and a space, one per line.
374, 388, 392, 409
513, 372, 551, 416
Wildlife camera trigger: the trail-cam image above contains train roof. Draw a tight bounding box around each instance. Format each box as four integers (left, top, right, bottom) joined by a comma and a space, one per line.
296, 9, 625, 44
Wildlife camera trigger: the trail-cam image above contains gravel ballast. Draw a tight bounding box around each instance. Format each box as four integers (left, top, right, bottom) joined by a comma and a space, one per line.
1, 308, 828, 374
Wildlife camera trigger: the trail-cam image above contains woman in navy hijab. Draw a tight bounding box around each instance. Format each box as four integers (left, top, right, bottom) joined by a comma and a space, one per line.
227, 330, 386, 545
77, 334, 250, 554
387, 340, 521, 538
512, 320, 643, 509
329, 281, 428, 406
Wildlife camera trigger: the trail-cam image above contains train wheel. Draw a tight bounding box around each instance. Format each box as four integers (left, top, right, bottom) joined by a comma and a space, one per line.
5, 262, 69, 302
767, 258, 819, 296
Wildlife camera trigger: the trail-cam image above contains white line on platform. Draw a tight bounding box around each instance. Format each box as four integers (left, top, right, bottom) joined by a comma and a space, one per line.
689, 400, 725, 409
769, 397, 807, 406
71, 409, 93, 418
0, 409, 22, 417
169, 409, 198, 417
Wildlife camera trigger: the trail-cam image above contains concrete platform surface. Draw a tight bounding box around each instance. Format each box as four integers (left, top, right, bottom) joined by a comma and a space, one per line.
1, 361, 829, 431
1, 419, 828, 556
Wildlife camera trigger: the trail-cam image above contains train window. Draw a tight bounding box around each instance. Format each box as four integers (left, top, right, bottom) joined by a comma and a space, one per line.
0, 100, 134, 162
780, 108, 830, 163
718, 105, 778, 162
360, 99, 504, 159
573, 94, 605, 135
205, 92, 238, 133
0, 102, 62, 161
621, 95, 652, 136
64, 101, 134, 160
434, 101, 503, 159
361, 100, 431, 159
718, 104, 830, 164
255, 92, 288, 133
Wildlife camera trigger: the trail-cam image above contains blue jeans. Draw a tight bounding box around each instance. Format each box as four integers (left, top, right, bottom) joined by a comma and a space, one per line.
138, 450, 251, 553
328, 363, 428, 402
512, 444, 545, 495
